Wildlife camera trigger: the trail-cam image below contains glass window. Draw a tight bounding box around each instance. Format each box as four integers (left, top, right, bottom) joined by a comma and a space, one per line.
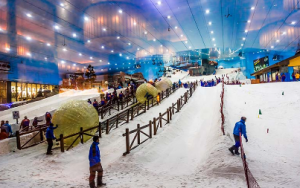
11, 82, 17, 102
27, 84, 32, 99
32, 84, 37, 98
0, 81, 7, 104
17, 82, 22, 101
22, 83, 27, 99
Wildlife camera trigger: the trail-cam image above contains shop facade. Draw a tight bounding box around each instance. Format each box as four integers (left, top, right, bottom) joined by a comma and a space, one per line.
0, 80, 56, 104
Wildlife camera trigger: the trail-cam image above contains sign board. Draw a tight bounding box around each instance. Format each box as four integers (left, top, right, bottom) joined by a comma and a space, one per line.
254, 56, 269, 72
12, 111, 20, 119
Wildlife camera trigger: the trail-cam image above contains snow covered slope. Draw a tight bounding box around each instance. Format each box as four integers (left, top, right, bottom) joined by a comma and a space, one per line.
224, 82, 300, 187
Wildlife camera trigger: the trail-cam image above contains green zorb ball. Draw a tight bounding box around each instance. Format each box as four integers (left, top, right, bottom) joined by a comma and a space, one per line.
155, 78, 172, 92
52, 100, 99, 147
136, 83, 158, 103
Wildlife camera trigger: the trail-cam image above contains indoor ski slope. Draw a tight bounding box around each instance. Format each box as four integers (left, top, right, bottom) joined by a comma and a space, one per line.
0, 85, 246, 187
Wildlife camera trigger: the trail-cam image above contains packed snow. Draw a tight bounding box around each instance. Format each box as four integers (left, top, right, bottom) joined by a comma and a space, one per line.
0, 68, 299, 187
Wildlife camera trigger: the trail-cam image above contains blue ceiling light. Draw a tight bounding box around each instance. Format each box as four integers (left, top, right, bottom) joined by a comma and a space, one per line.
206, 9, 210, 14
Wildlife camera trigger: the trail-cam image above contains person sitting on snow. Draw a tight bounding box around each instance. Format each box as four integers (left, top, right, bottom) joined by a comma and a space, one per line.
229, 117, 248, 155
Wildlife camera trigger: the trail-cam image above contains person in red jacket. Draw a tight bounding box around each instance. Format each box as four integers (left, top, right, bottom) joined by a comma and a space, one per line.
45, 112, 52, 125
20, 116, 30, 132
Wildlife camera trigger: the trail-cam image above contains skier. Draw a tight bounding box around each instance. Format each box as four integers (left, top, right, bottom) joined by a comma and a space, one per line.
45, 112, 52, 125
178, 79, 182, 87
20, 116, 30, 132
119, 91, 124, 101
229, 117, 248, 155
3, 121, 13, 137
89, 136, 106, 188
45, 123, 58, 155
281, 73, 286, 82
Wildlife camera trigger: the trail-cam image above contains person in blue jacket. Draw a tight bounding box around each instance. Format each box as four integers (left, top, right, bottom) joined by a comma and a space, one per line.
3, 121, 13, 136
45, 123, 58, 155
89, 136, 106, 188
178, 79, 182, 87
229, 117, 248, 155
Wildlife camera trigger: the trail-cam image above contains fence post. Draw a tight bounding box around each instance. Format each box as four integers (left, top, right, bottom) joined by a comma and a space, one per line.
153, 117, 157, 135
16, 131, 21, 150
167, 108, 170, 123
131, 106, 134, 120
121, 99, 124, 110
39, 128, 44, 141
172, 103, 175, 114
152, 97, 154, 107
106, 119, 109, 134
137, 124, 141, 144
116, 114, 119, 128
60, 134, 64, 152
144, 101, 147, 113
100, 108, 104, 119
98, 122, 102, 138
177, 99, 180, 112
184, 92, 187, 104
80, 127, 83, 144
109, 106, 111, 115
147, 100, 150, 110
190, 87, 192, 96
169, 107, 172, 121
124, 128, 130, 155
127, 109, 130, 123
159, 113, 162, 128
117, 100, 120, 111
149, 120, 152, 139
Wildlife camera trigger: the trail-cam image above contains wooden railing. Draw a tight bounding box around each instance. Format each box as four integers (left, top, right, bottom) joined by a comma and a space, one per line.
56, 86, 181, 152
122, 81, 198, 156
220, 80, 225, 135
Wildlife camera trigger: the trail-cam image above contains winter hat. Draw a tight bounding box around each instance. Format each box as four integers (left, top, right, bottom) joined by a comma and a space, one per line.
93, 136, 99, 142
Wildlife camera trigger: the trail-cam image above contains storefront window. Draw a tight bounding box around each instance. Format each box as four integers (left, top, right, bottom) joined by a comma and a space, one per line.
17, 82, 22, 101
11, 82, 17, 102
27, 84, 32, 99
32, 84, 37, 98
0, 81, 7, 104
22, 83, 27, 99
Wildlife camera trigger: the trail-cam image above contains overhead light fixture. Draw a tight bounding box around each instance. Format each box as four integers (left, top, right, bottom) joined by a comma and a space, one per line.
61, 60, 65, 64
126, 57, 129, 59
134, 22, 137, 25
26, 36, 32, 41
117, 36, 120, 39
180, 34, 183, 38
26, 13, 32, 18
44, 57, 47, 60
103, 28, 106, 31
119, 53, 122, 56
90, 57, 93, 59
5, 47, 10, 51
26, 52, 31, 56
63, 48, 67, 51
144, 31, 147, 34
206, 9, 210, 14
185, 41, 188, 44
137, 48, 140, 50
291, 21, 296, 25
108, 62, 110, 64
111, 50, 114, 53
208, 22, 212, 25
248, 20, 251, 23
167, 15, 171, 19
79, 53, 82, 56
212, 38, 215, 41
46, 43, 51, 46
214, 44, 216, 46
60, 3, 65, 7
157, 1, 161, 5
282, 31, 287, 35
251, 6, 255, 10
189, 46, 191, 49
73, 64, 76, 66
175, 26, 178, 29
276, 40, 280, 43
211, 31, 214, 34
101, 46, 104, 49
84, 16, 89, 21
153, 39, 156, 41
99, 60, 102, 62
73, 33, 77, 37
128, 43, 131, 45
87, 40, 91, 43
119, 10, 122, 14
243, 37, 246, 40
54, 25, 59, 30
245, 30, 248, 33
241, 44, 244, 46
271, 46, 274, 49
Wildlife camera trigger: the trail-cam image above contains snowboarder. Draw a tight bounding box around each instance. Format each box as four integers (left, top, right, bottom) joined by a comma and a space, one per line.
20, 116, 30, 132
229, 117, 248, 155
45, 123, 58, 155
89, 136, 106, 188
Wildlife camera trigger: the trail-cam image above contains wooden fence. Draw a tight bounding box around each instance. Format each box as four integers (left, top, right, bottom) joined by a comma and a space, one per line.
220, 80, 225, 135
55, 86, 181, 152
122, 81, 198, 156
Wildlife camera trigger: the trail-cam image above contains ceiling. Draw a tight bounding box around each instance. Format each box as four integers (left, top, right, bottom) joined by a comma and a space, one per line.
0, 0, 299, 73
